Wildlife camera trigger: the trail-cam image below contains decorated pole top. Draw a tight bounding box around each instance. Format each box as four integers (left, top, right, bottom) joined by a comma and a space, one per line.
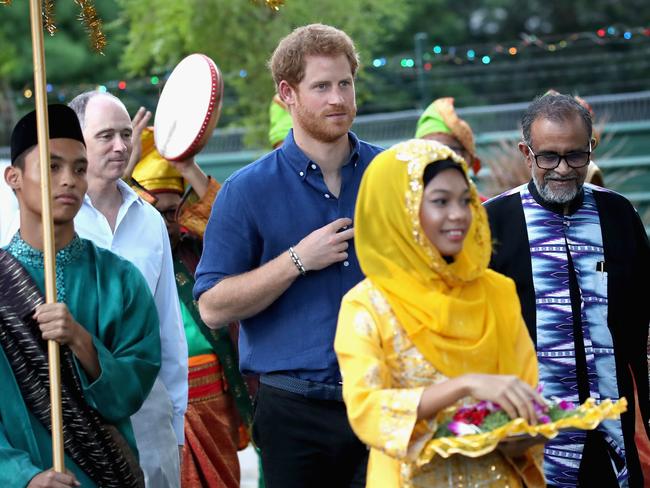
1, 0, 107, 52
1, 0, 285, 54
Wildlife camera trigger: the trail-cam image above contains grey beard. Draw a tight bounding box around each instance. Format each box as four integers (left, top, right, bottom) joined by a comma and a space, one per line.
532, 171, 580, 204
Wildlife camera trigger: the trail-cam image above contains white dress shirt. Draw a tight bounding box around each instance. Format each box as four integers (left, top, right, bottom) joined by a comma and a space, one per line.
75, 179, 188, 443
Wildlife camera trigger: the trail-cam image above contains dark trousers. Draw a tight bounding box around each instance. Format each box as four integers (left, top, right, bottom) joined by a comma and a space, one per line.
252, 384, 368, 488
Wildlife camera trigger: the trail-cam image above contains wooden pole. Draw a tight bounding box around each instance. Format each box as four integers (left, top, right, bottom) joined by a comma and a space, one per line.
28, 0, 65, 473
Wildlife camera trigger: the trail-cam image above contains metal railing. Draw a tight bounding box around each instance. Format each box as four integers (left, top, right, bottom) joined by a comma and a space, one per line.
4, 90, 650, 157
200, 90, 650, 153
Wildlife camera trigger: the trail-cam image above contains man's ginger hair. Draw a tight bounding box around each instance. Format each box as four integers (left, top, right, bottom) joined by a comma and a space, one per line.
269, 23, 359, 90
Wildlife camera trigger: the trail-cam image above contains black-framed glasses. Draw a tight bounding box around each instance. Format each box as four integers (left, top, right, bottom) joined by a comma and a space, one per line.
527, 142, 591, 170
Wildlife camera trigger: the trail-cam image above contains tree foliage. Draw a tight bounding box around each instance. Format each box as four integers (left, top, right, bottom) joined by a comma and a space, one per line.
0, 0, 125, 84
0, 0, 127, 141
2, 0, 650, 145
118, 0, 411, 145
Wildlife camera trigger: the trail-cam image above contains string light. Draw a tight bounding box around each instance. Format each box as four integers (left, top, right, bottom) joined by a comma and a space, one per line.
373, 25, 650, 69
14, 24, 648, 102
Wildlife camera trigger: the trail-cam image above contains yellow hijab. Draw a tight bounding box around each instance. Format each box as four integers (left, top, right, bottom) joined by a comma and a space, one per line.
355, 139, 528, 379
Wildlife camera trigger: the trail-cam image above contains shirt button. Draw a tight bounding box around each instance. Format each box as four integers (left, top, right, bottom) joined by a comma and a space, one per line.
299, 171, 304, 177
343, 261, 350, 267
324, 193, 330, 199
311, 164, 317, 170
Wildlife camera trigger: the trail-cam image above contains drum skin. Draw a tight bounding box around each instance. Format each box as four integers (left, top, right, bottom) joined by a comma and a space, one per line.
154, 53, 223, 161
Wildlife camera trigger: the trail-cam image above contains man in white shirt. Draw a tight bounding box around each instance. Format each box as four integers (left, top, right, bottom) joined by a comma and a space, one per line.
68, 91, 188, 488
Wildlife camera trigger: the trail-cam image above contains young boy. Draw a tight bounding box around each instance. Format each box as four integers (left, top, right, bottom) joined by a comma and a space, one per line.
1, 104, 160, 488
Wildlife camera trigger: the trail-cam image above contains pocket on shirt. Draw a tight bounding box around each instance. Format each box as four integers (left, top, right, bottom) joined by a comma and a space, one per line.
592, 270, 608, 299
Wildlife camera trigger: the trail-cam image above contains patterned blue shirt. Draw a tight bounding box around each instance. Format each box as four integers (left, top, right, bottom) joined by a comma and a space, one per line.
194, 130, 383, 383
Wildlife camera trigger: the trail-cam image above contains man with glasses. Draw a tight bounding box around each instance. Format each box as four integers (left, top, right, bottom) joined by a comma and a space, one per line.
484, 93, 649, 487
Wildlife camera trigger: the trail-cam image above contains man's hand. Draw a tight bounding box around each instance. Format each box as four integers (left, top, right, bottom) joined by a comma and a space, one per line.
28, 469, 80, 488
168, 156, 196, 173
168, 156, 210, 198
34, 303, 82, 346
34, 303, 101, 380
123, 107, 152, 181
293, 218, 354, 272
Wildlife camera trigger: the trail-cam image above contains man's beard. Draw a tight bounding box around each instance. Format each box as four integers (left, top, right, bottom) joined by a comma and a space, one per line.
532, 170, 584, 204
293, 100, 355, 143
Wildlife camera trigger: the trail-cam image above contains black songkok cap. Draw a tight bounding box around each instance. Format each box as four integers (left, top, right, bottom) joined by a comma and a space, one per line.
10, 104, 85, 165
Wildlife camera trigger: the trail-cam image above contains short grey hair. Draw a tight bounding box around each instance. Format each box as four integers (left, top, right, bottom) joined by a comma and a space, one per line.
68, 90, 123, 129
521, 93, 592, 147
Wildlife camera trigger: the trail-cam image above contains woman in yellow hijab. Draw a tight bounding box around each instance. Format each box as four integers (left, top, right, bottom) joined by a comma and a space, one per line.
335, 139, 546, 487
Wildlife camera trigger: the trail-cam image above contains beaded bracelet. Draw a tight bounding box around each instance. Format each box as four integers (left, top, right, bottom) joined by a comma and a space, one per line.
288, 246, 307, 276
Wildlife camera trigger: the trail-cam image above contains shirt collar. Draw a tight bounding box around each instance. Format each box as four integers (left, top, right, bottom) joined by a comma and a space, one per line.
280, 129, 362, 180
7, 232, 84, 268
116, 178, 145, 207
527, 179, 584, 215
82, 178, 145, 209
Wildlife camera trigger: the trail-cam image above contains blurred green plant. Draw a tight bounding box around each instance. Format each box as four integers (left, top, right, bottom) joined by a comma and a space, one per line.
117, 0, 411, 146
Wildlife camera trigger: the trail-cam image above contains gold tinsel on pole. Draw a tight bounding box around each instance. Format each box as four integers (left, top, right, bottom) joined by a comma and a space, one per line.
2, 0, 286, 50
1, 0, 106, 52
74, 0, 106, 53
252, 0, 285, 11
43, 0, 57, 35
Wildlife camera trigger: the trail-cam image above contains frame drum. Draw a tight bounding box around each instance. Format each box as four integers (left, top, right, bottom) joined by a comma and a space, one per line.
154, 53, 223, 161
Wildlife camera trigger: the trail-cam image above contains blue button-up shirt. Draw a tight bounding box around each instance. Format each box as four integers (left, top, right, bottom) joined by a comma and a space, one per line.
194, 130, 383, 383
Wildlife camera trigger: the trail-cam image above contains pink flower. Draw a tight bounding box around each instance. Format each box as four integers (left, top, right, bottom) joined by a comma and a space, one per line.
557, 400, 575, 411
538, 415, 551, 424
448, 421, 482, 436
476, 400, 499, 412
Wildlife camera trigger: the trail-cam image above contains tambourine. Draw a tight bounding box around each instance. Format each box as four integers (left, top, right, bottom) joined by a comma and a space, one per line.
154, 53, 223, 161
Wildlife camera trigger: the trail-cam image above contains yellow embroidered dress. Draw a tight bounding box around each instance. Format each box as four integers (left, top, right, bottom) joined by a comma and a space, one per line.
335, 140, 545, 487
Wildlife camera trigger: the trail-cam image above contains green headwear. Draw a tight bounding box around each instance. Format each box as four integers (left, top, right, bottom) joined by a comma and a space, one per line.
415, 101, 453, 139
415, 97, 481, 174
268, 94, 293, 148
